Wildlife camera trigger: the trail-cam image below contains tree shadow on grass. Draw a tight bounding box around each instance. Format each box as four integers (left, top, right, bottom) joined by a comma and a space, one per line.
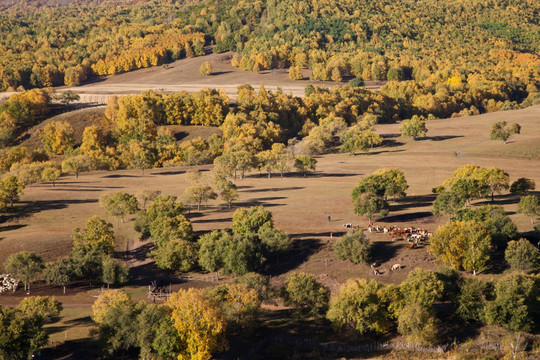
0, 223, 26, 232
101, 174, 141, 178
265, 238, 324, 276
1, 199, 98, 223
151, 169, 186, 176
41, 338, 102, 360
475, 193, 520, 206
371, 240, 401, 264
418, 135, 464, 141
390, 194, 436, 212
191, 217, 232, 224
379, 211, 434, 223
240, 186, 304, 193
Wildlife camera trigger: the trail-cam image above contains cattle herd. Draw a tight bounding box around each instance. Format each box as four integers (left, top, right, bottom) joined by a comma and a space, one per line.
0, 274, 18, 293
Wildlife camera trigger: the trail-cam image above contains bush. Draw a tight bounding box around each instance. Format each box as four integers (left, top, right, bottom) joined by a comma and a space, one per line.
334, 230, 371, 264
349, 77, 365, 87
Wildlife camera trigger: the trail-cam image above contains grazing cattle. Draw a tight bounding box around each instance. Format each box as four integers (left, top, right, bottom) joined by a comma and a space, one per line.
343, 223, 352, 228
406, 243, 417, 249
391, 264, 402, 271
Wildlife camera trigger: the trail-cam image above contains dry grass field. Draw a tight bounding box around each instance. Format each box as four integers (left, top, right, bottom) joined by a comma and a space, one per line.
0, 103, 539, 358
53, 51, 384, 104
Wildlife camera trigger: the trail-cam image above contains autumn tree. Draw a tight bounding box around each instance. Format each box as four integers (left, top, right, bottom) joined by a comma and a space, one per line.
18, 296, 62, 323
0, 174, 24, 206
429, 220, 491, 275
283, 272, 330, 316
72, 215, 116, 256
327, 279, 393, 336
517, 195, 540, 224
0, 305, 48, 360
335, 230, 371, 264
432, 191, 465, 219
100, 192, 139, 226
136, 189, 161, 210
39, 121, 74, 155
294, 155, 317, 176
166, 288, 228, 360
56, 90, 80, 105
4, 251, 43, 293
399, 115, 428, 140
352, 168, 408, 201
199, 61, 213, 76
41, 164, 61, 186
61, 154, 91, 179
288, 66, 303, 80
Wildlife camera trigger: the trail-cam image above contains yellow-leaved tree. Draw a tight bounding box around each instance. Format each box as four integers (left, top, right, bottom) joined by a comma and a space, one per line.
166, 288, 228, 360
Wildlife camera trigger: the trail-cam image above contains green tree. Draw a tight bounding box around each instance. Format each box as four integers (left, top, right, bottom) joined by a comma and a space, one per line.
429, 220, 491, 275
432, 191, 465, 219
136, 189, 161, 209
149, 239, 197, 272
294, 155, 317, 176
397, 303, 439, 345
100, 192, 139, 226
335, 230, 371, 264
199, 61, 213, 76
353, 192, 388, 224
399, 268, 444, 308
327, 278, 393, 336
183, 184, 217, 211
0, 175, 24, 207
0, 306, 48, 360
101, 257, 129, 289
231, 206, 273, 235
510, 178, 535, 194
56, 90, 80, 105
490, 121, 521, 143
134, 194, 186, 240
479, 167, 509, 202
340, 129, 382, 155
484, 274, 539, 331
215, 179, 239, 210
259, 226, 291, 263
352, 168, 408, 201
4, 251, 43, 293
72, 215, 116, 256
505, 239, 539, 272
453, 204, 517, 247
517, 195, 540, 224
399, 115, 428, 140
284, 272, 329, 316
456, 277, 487, 323
198, 230, 230, 274
44, 257, 73, 294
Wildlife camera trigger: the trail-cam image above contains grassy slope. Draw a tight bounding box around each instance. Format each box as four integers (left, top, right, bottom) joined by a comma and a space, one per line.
0, 104, 539, 357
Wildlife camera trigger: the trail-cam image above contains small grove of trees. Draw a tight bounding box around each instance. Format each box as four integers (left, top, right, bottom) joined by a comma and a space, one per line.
294, 155, 317, 176
433, 165, 509, 210
490, 121, 521, 143
0, 296, 61, 359
197, 206, 291, 276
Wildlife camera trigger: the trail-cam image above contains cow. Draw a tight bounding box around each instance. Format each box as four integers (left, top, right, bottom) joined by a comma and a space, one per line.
391, 264, 402, 271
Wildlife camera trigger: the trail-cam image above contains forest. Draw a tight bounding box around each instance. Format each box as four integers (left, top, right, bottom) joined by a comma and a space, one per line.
0, 0, 539, 117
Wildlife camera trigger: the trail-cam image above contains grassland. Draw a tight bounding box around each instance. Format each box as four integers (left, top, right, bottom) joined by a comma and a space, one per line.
0, 103, 539, 359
